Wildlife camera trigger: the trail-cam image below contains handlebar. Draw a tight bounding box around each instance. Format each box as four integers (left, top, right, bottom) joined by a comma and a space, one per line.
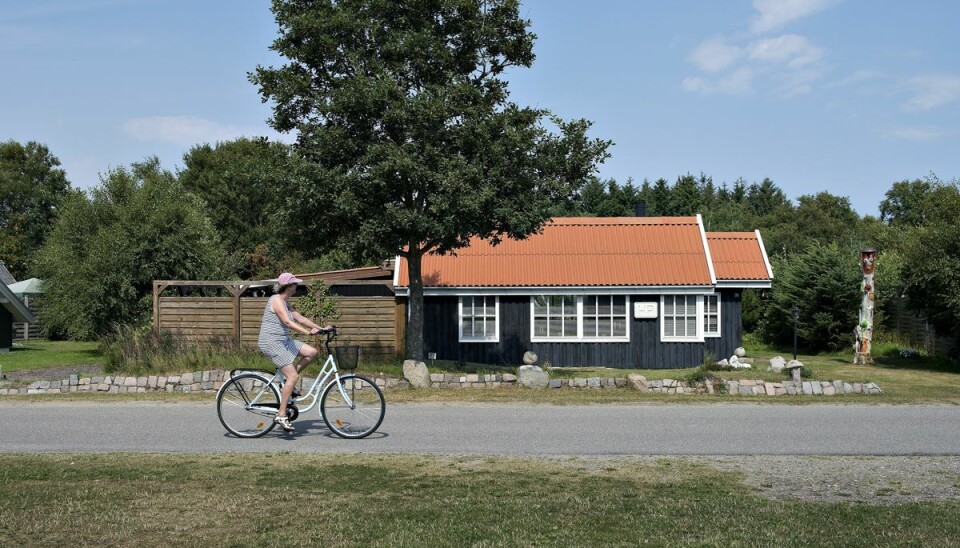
321, 326, 338, 354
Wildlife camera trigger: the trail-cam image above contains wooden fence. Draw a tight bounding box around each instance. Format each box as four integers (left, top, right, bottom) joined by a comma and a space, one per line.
154, 280, 404, 360
13, 297, 42, 341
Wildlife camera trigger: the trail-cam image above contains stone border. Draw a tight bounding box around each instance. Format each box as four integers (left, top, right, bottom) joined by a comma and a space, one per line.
0, 370, 880, 396
1, 370, 410, 396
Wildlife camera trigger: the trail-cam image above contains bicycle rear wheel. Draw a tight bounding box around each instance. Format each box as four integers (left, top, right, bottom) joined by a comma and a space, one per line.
320, 374, 385, 439
217, 373, 281, 438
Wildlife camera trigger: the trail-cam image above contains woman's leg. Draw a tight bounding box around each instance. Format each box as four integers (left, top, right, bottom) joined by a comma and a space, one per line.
277, 363, 299, 419
294, 343, 319, 373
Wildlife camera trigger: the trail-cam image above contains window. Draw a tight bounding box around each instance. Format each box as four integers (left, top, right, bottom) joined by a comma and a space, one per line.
703, 294, 720, 337
459, 296, 498, 342
533, 295, 577, 339
583, 296, 628, 338
661, 295, 700, 342
531, 295, 630, 342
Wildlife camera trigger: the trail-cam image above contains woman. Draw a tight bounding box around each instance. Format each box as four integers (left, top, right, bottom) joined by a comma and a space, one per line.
258, 272, 331, 432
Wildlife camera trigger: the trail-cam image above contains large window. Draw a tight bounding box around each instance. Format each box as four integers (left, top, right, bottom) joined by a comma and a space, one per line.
459, 296, 498, 342
661, 295, 700, 342
533, 296, 577, 338
583, 296, 628, 338
531, 295, 630, 342
703, 294, 720, 337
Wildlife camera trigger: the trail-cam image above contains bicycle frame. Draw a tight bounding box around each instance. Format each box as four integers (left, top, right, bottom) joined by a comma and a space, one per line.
244, 353, 354, 413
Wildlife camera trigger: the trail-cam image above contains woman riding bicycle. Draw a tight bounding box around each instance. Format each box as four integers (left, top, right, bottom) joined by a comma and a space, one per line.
258, 272, 333, 432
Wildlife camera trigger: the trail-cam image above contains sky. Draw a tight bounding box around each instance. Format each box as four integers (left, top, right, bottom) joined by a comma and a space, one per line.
3, 0, 959, 216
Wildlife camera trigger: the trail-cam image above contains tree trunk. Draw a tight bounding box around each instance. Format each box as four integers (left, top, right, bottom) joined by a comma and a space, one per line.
405, 250, 425, 360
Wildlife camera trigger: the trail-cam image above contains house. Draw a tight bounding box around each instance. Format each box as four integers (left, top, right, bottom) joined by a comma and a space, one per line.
394, 215, 773, 369
1, 279, 35, 352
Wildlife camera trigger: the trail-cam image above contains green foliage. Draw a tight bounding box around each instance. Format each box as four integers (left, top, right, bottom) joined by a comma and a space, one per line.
0, 140, 71, 278
252, 0, 611, 358
100, 325, 264, 375
760, 242, 861, 352
178, 138, 302, 278
295, 280, 341, 326
35, 159, 226, 340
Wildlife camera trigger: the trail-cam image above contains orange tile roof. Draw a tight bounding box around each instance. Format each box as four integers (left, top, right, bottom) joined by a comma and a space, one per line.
396, 217, 715, 288
706, 232, 773, 281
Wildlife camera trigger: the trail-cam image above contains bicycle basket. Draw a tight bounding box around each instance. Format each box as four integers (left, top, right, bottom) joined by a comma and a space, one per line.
333, 345, 360, 370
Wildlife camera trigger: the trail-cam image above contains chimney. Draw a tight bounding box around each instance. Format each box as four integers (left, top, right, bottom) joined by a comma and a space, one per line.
633, 202, 647, 217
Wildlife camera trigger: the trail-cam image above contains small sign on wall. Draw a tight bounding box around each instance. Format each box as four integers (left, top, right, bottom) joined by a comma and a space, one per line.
633, 302, 658, 319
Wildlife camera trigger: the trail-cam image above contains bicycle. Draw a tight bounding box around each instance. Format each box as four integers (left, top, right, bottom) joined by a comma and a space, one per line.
216, 328, 385, 439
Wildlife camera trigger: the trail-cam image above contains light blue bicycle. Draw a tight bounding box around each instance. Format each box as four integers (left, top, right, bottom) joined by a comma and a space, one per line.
216, 329, 385, 439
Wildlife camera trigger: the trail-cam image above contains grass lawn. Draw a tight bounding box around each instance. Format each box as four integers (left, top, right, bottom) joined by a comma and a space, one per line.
0, 340, 102, 373
0, 453, 957, 547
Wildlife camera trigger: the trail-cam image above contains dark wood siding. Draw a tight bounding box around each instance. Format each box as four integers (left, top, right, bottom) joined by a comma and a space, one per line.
422, 291, 744, 369
0, 308, 12, 350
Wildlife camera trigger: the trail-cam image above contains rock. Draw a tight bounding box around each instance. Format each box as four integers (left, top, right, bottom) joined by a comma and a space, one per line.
517, 365, 549, 389
402, 360, 431, 389
802, 381, 813, 395
729, 355, 740, 367
716, 359, 729, 367
466, 374, 479, 383
430, 373, 444, 383
522, 351, 538, 365
769, 356, 786, 371
787, 360, 804, 369
69, 374, 79, 386
627, 374, 648, 392
764, 382, 776, 396
735, 347, 747, 358
823, 385, 836, 396
738, 386, 753, 396
502, 373, 517, 382
587, 377, 601, 387
812, 382, 823, 395
548, 379, 562, 389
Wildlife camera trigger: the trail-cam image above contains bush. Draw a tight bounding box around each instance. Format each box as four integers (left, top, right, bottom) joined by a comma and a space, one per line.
100, 325, 266, 375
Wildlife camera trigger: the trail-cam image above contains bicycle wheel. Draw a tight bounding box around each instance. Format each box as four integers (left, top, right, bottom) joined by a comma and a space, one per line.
320, 374, 385, 439
217, 373, 281, 438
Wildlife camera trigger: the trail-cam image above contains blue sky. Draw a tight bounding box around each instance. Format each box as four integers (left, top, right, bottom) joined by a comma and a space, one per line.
3, 0, 959, 215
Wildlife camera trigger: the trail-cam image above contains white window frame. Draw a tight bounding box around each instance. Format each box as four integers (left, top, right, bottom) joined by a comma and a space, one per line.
458, 296, 500, 343
703, 294, 721, 338
660, 295, 704, 343
530, 295, 630, 343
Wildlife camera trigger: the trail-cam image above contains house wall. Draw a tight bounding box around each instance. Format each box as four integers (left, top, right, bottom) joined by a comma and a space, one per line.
0, 308, 12, 350
422, 290, 742, 369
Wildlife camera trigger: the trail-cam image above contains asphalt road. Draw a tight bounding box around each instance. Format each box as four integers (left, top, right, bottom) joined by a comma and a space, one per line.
1, 402, 959, 455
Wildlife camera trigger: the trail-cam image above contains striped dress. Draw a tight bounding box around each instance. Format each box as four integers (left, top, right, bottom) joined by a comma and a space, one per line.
258, 295, 305, 368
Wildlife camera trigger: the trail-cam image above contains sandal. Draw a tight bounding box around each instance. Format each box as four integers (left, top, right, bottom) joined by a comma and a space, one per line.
274, 414, 295, 432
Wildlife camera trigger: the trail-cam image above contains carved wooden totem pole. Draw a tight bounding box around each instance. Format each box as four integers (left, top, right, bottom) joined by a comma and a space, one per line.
854, 247, 877, 365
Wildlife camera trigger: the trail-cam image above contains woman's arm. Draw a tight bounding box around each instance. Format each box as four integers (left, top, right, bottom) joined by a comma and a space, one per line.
291, 310, 321, 331
272, 296, 312, 336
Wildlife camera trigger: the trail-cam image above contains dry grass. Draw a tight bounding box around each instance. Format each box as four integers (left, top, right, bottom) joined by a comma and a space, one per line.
0, 453, 958, 547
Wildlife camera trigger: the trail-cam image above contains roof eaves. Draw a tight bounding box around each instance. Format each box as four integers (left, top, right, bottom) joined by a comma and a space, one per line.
755, 229, 774, 280
0, 282, 34, 323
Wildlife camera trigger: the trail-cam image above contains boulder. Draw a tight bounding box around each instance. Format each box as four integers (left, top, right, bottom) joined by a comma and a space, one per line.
517, 365, 549, 389
728, 355, 750, 369
734, 347, 747, 358
769, 356, 786, 372
715, 359, 729, 367
522, 351, 538, 365
627, 374, 648, 392
402, 360, 431, 389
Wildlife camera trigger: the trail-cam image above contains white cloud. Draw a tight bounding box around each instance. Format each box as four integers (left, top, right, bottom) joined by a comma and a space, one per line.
682, 67, 755, 96
121, 116, 287, 147
825, 70, 884, 88
881, 126, 947, 142
750, 0, 837, 34
747, 34, 824, 67
903, 75, 960, 111
688, 37, 743, 73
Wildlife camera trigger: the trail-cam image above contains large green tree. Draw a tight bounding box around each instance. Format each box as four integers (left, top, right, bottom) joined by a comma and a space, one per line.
252, 0, 611, 359
179, 137, 313, 278
35, 159, 225, 339
0, 140, 71, 278
760, 242, 862, 352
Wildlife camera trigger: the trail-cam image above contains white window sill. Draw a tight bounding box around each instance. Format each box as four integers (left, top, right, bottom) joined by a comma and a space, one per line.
531, 337, 630, 343
660, 336, 704, 343
459, 337, 500, 343
704, 333, 721, 338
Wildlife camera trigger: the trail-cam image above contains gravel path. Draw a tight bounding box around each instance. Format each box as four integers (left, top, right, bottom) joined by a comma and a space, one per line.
4, 364, 103, 382
700, 455, 960, 504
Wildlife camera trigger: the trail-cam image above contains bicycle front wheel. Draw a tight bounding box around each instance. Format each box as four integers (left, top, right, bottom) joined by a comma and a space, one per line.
320, 374, 385, 439
217, 372, 281, 438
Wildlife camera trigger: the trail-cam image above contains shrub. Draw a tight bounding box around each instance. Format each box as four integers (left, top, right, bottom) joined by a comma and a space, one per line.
100, 324, 266, 375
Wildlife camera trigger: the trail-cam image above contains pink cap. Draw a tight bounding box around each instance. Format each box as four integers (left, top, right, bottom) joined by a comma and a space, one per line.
277, 272, 303, 285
